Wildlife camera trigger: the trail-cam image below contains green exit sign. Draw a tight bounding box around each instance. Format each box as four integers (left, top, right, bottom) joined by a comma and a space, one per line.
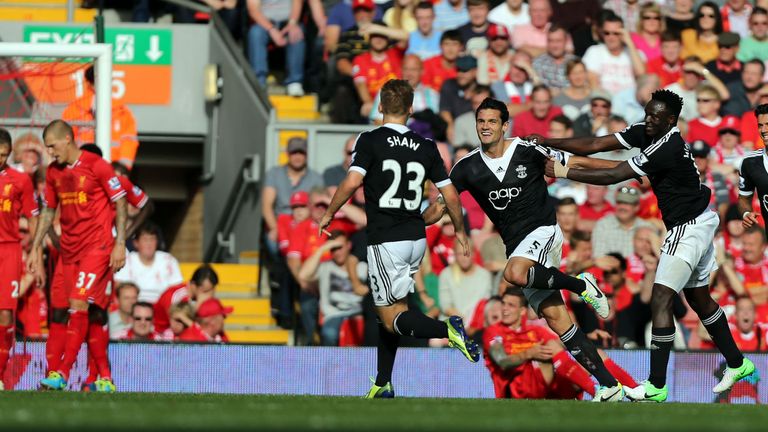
23, 26, 172, 65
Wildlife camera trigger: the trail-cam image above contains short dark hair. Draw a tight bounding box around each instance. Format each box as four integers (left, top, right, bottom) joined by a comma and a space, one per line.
745, 58, 766, 75
466, 0, 489, 7
42, 119, 74, 141
548, 23, 567, 35
606, 252, 627, 271
531, 84, 551, 99
753, 7, 768, 18
551, 115, 572, 130
0, 128, 11, 150
570, 230, 591, 248
651, 89, 684, 121
602, 13, 624, 28
661, 31, 681, 43
131, 301, 154, 317
440, 29, 462, 44
502, 286, 528, 306
454, 143, 476, 154
744, 224, 767, 243
380, 79, 414, 116
755, 104, 768, 117
415, 1, 433, 11
112, 161, 130, 176
80, 143, 102, 157
116, 282, 139, 298
475, 97, 509, 124
557, 196, 578, 208
695, 2, 723, 34
136, 221, 161, 239
191, 264, 219, 287
474, 84, 492, 97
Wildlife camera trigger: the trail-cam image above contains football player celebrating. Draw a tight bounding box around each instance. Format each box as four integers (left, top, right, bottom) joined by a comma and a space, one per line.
447, 97, 625, 402
29, 120, 128, 392
536, 89, 754, 402
738, 104, 768, 232
320, 79, 479, 399
0, 128, 38, 390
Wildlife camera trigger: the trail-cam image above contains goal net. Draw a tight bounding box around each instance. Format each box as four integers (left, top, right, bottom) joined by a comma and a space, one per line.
0, 40, 113, 162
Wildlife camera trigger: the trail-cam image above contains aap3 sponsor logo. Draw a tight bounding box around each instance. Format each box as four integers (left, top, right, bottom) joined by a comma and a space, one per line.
488, 187, 522, 210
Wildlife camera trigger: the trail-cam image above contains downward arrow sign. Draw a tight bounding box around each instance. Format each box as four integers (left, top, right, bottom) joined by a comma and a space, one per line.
146, 35, 163, 62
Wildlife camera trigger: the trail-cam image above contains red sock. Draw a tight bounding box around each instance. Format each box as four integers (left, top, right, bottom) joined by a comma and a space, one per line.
553, 350, 596, 396
58, 310, 89, 379
0, 324, 13, 379
604, 358, 638, 388
85, 351, 99, 384
46, 322, 68, 373
87, 321, 111, 380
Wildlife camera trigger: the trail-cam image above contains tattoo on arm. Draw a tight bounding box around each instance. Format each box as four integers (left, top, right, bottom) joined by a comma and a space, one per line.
32, 208, 55, 249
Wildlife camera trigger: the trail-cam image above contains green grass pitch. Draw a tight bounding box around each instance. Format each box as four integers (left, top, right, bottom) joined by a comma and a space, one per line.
1, 392, 766, 431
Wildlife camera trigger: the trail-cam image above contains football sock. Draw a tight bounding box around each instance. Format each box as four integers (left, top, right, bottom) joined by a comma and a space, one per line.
552, 350, 595, 396
701, 308, 744, 369
85, 352, 98, 384
59, 310, 89, 379
648, 326, 675, 388
559, 324, 618, 388
526, 264, 585, 295
604, 358, 638, 388
392, 310, 449, 339
375, 321, 400, 387
0, 324, 13, 378
46, 321, 68, 373
88, 321, 112, 380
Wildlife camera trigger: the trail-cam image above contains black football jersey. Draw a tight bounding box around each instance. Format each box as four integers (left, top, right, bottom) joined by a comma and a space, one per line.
738, 150, 768, 223
350, 123, 451, 245
450, 138, 557, 256
619, 123, 711, 229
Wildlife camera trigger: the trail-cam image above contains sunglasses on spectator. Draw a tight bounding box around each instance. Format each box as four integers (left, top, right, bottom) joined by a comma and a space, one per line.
700, 13, 716, 18
697, 98, 716, 103
642, 15, 661, 21
719, 45, 736, 49
603, 268, 621, 276
133, 316, 153, 321
490, 36, 508, 41
313, 202, 329, 209
603, 31, 623, 36
591, 101, 609, 108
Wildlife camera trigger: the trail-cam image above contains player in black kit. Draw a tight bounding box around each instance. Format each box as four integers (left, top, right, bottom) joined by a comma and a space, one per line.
319, 80, 479, 399
534, 89, 755, 402
738, 104, 768, 231
448, 98, 626, 402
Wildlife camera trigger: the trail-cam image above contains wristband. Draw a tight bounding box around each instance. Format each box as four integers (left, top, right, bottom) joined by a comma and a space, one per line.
553, 160, 570, 178
744, 211, 752, 219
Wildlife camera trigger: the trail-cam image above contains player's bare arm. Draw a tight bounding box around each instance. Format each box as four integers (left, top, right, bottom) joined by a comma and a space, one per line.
738, 193, 759, 228
111, 197, 128, 272
422, 194, 446, 226
546, 159, 638, 186
28, 207, 55, 284
126, 198, 155, 239
438, 183, 469, 256
526, 133, 624, 156
566, 156, 622, 170
489, 342, 554, 370
320, 171, 363, 236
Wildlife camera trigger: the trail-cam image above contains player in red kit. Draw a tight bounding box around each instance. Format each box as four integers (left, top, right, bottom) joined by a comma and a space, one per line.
28, 120, 128, 393
0, 128, 39, 391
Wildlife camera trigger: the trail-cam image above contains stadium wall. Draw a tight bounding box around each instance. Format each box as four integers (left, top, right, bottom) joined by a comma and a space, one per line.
5, 343, 766, 403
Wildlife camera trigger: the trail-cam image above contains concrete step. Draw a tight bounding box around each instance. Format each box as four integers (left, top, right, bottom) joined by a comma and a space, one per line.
0, 4, 97, 22
226, 328, 292, 345
269, 94, 320, 121
179, 262, 258, 296
221, 298, 275, 326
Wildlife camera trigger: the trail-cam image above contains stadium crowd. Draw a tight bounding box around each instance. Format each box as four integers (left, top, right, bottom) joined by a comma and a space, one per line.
246, 0, 768, 355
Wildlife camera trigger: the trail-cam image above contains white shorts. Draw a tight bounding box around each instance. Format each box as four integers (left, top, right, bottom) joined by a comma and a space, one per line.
367, 238, 427, 307
656, 209, 719, 292
509, 225, 564, 313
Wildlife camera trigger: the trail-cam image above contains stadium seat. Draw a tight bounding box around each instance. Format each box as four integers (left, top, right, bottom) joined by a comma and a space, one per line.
179, 262, 259, 296
269, 94, 321, 121
0, 0, 97, 22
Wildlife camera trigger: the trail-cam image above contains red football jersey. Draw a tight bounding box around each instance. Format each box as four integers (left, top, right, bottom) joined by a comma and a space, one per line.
626, 253, 645, 283
153, 282, 190, 333
353, 48, 403, 100
421, 55, 457, 92
578, 201, 614, 221
178, 322, 229, 343
482, 320, 559, 377
646, 58, 682, 87
0, 167, 38, 243
686, 117, 723, 147
733, 256, 768, 322
701, 323, 768, 351
119, 176, 148, 209
43, 151, 126, 263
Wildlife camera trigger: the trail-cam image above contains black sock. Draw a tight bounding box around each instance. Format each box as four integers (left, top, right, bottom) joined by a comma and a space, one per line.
526, 263, 585, 295
648, 326, 675, 387
560, 324, 618, 388
393, 310, 449, 339
702, 308, 744, 369
375, 321, 399, 386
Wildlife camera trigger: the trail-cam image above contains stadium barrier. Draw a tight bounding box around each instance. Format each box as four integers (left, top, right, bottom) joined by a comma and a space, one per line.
5, 342, 765, 403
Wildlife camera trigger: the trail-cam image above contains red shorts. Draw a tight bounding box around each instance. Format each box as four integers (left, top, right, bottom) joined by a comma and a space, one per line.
0, 242, 22, 310
491, 362, 549, 399
50, 254, 113, 309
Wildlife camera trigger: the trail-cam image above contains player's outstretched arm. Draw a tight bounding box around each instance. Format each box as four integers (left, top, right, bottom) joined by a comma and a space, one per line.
320, 171, 364, 236
526, 133, 624, 156
547, 159, 638, 186
738, 194, 760, 228
438, 183, 469, 256
111, 197, 128, 273
567, 156, 622, 170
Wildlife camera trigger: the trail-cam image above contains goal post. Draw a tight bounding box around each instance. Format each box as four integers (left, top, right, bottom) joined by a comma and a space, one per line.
0, 42, 113, 161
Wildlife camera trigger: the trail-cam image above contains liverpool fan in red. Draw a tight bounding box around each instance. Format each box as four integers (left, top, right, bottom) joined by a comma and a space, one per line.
29, 120, 128, 393
0, 128, 39, 391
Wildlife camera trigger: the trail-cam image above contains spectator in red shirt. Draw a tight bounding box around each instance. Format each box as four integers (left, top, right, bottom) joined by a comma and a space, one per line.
168, 301, 195, 340
277, 191, 310, 256
422, 29, 463, 92
154, 264, 217, 333
490, 50, 540, 117
555, 197, 579, 272
353, 25, 403, 118
687, 84, 727, 146
647, 31, 683, 87
731, 226, 768, 322
578, 185, 614, 233
117, 302, 162, 341
511, 85, 563, 137
700, 297, 768, 351
179, 298, 232, 343
599, 253, 651, 349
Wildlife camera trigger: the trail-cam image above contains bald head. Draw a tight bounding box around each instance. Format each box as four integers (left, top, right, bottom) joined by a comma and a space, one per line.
42, 119, 74, 141
43, 119, 80, 165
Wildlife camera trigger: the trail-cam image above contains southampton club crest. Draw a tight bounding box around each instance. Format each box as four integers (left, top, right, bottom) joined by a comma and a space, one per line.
516, 165, 527, 179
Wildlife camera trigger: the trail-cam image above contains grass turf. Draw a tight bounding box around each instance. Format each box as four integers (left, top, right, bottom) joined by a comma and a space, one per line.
0, 392, 766, 432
